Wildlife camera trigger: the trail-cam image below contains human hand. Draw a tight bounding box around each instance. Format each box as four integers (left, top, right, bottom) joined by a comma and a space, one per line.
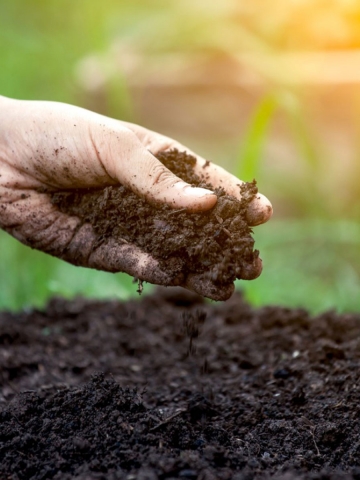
0, 96, 272, 300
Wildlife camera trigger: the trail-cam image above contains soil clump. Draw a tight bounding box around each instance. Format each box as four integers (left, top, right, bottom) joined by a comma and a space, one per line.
1, 289, 360, 479
51, 150, 259, 286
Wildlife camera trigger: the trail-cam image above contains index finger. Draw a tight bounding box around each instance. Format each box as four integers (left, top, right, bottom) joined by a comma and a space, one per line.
166, 140, 273, 227
192, 158, 273, 227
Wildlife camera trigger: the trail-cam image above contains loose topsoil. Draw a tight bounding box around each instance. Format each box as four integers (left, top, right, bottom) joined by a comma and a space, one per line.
51, 150, 259, 285
1, 288, 360, 480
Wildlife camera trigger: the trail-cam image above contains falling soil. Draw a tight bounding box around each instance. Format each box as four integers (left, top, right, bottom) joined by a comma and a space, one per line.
1, 289, 360, 479
51, 150, 259, 286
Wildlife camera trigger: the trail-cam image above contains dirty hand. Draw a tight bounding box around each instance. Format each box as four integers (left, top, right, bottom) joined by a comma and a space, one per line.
0, 96, 272, 300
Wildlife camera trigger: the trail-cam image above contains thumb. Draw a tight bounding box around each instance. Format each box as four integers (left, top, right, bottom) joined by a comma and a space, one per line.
137, 151, 218, 212
100, 129, 217, 212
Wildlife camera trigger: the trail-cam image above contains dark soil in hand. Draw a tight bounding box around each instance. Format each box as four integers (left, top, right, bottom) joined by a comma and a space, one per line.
1, 289, 360, 479
51, 150, 259, 285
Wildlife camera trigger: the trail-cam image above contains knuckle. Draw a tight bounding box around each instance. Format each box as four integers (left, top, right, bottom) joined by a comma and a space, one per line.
147, 162, 176, 189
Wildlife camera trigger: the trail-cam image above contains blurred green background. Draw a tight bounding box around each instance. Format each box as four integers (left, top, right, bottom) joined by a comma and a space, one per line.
1, 0, 360, 313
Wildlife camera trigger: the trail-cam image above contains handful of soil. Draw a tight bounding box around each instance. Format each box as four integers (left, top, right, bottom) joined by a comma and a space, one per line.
51, 149, 259, 287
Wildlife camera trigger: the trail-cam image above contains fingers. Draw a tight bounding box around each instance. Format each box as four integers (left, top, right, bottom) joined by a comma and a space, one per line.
191, 157, 273, 226
126, 126, 273, 224
238, 256, 263, 280
183, 256, 262, 301
185, 274, 235, 301
246, 193, 273, 226
88, 239, 183, 286
0, 187, 85, 258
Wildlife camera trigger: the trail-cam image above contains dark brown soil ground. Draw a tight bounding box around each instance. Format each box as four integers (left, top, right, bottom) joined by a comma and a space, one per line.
1, 288, 360, 479
51, 150, 259, 286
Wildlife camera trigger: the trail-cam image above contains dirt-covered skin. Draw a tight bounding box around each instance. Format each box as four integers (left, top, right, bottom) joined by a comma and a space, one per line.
1, 97, 272, 301
1, 289, 360, 479
51, 150, 260, 286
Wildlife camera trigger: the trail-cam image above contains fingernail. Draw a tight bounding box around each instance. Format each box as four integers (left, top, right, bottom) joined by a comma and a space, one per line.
183, 185, 215, 197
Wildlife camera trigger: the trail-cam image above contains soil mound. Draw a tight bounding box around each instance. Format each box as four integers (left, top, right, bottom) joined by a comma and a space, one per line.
1, 289, 360, 479
51, 150, 259, 285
